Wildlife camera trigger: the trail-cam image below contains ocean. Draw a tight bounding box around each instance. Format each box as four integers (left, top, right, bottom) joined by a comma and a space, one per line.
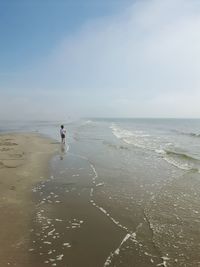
1, 118, 200, 266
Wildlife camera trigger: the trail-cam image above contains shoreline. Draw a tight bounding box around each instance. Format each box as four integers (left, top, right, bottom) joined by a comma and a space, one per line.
0, 132, 58, 267
29, 149, 126, 267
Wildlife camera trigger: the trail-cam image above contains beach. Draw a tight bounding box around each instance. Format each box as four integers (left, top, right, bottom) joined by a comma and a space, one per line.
0, 133, 58, 267
1, 119, 200, 267
0, 131, 126, 267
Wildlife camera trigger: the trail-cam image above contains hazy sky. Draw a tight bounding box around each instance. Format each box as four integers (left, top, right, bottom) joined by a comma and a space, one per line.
1, 0, 200, 120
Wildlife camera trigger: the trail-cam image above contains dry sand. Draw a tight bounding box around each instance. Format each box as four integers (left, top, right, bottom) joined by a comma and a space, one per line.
0, 133, 58, 267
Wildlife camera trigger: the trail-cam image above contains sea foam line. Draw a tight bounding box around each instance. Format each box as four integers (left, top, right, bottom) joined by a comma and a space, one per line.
89, 163, 138, 266
103, 231, 139, 267
103, 233, 134, 266
89, 163, 162, 266
90, 163, 98, 184
89, 163, 131, 231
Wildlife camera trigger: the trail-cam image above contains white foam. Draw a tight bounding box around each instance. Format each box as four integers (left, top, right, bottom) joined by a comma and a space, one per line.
157, 256, 170, 267
163, 156, 192, 171
63, 243, 71, 247
155, 149, 166, 154
103, 233, 136, 267
43, 241, 52, 245
48, 229, 55, 236
96, 182, 104, 187
90, 164, 98, 179
110, 124, 134, 140
110, 124, 153, 150
55, 219, 63, 222
56, 254, 64, 261
90, 188, 94, 197
120, 233, 132, 245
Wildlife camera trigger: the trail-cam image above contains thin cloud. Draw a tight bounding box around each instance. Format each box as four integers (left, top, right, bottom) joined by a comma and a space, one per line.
44, 0, 200, 94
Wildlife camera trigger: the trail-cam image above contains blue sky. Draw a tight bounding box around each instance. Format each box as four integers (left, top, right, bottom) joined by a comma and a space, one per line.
0, 0, 129, 72
1, 0, 200, 120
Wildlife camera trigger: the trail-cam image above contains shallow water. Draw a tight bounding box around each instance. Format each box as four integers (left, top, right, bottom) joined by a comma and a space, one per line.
30, 152, 125, 267
2, 118, 200, 266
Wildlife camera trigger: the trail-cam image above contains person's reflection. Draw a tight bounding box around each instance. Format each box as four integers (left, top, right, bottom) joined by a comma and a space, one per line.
60, 143, 66, 160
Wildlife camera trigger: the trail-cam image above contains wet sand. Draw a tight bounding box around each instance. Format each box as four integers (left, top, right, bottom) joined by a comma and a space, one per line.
0, 134, 126, 267
0, 133, 58, 267
2, 129, 199, 267
29, 151, 126, 267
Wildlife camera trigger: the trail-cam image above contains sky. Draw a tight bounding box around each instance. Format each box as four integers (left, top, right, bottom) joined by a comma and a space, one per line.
1, 0, 200, 120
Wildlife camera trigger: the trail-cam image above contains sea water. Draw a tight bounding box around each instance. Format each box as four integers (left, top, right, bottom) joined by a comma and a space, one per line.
1, 118, 200, 266
63, 118, 200, 266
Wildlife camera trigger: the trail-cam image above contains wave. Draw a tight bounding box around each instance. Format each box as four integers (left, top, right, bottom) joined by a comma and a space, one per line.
110, 124, 200, 172
173, 129, 200, 138
158, 149, 200, 171
110, 124, 151, 149
189, 132, 200, 137
163, 157, 193, 171
164, 150, 199, 162
159, 148, 200, 172
110, 124, 150, 139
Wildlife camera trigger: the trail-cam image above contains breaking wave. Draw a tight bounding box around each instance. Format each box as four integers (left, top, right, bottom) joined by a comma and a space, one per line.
110, 124, 151, 150
110, 124, 200, 172
164, 150, 199, 162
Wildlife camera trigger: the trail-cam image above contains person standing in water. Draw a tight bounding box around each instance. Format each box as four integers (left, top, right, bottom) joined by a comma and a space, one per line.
60, 125, 66, 144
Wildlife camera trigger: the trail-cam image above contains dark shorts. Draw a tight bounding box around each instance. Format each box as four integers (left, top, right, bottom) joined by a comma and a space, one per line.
61, 134, 65, 138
